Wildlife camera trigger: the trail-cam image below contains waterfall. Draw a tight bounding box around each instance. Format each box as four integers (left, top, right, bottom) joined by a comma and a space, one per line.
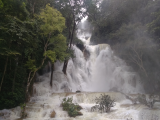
33, 42, 143, 95
33, 30, 144, 95
0, 23, 149, 120
89, 44, 143, 93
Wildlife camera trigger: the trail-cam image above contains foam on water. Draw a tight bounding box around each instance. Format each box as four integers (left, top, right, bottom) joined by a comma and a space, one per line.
2, 92, 160, 120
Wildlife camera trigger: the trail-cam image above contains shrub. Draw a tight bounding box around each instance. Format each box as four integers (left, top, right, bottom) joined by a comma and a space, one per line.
61, 97, 83, 117
94, 94, 116, 113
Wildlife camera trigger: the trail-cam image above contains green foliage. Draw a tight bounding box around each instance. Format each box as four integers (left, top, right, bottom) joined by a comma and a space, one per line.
49, 34, 68, 61
0, 65, 26, 109
38, 4, 67, 63
73, 37, 83, 45
20, 103, 26, 110
65, 49, 75, 60
95, 94, 115, 112
0, 0, 32, 110
54, 0, 87, 44
44, 50, 56, 63
0, 0, 3, 8
1, 0, 29, 20
110, 23, 145, 43
61, 97, 83, 117
0, 48, 21, 56
36, 3, 68, 67
39, 4, 66, 35
147, 10, 160, 40
25, 58, 37, 72
0, 82, 25, 109
88, 0, 154, 44
0, 0, 69, 110
20, 102, 27, 118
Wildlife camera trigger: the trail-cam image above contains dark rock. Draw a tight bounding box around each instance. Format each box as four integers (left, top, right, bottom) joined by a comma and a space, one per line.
0, 113, 4, 116
76, 90, 81, 93
76, 44, 85, 51
50, 110, 56, 118
83, 48, 90, 60
77, 111, 83, 116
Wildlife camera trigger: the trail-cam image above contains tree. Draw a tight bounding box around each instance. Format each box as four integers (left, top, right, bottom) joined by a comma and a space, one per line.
26, 0, 55, 16
148, 10, 160, 41
0, 0, 3, 8
0, 0, 30, 92
86, 0, 153, 44
20, 4, 67, 117
25, 4, 66, 96
54, 0, 87, 74
0, 0, 37, 109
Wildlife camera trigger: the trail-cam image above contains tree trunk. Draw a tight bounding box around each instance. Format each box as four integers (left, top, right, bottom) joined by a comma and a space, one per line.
69, 20, 76, 48
25, 34, 50, 94
48, 61, 51, 72
62, 60, 68, 75
0, 56, 8, 92
12, 59, 18, 92
32, 1, 36, 15
62, 18, 76, 74
50, 63, 54, 87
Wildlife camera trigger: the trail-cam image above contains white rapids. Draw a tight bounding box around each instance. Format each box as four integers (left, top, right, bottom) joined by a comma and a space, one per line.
1, 92, 160, 120
1, 24, 160, 120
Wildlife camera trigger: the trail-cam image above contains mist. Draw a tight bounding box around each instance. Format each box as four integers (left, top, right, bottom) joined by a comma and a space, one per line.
85, 0, 160, 94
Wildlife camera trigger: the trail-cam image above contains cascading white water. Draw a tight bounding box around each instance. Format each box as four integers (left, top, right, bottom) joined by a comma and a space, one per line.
2, 22, 160, 120
33, 32, 144, 95
88, 44, 143, 93
33, 42, 143, 95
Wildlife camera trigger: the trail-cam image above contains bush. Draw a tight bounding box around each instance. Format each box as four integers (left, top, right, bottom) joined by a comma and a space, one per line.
94, 94, 116, 112
61, 97, 83, 117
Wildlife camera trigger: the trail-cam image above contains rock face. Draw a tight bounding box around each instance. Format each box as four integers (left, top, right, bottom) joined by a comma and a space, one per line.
83, 48, 90, 60
50, 110, 56, 118
76, 44, 85, 51
76, 43, 90, 60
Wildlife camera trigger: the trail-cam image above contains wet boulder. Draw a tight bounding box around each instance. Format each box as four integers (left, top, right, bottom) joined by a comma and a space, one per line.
50, 110, 56, 118
76, 90, 81, 93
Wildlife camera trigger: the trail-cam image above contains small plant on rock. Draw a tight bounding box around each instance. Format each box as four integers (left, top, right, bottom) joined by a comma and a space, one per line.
20, 103, 27, 118
91, 94, 116, 113
61, 97, 83, 117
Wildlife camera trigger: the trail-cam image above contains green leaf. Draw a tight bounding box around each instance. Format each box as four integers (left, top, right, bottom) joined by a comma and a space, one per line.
44, 50, 56, 63
0, 48, 21, 56
25, 58, 37, 72
39, 4, 66, 35
0, 0, 3, 8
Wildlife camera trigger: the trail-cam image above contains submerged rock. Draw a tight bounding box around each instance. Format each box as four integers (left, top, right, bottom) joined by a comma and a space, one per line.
50, 110, 56, 118
77, 111, 83, 116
